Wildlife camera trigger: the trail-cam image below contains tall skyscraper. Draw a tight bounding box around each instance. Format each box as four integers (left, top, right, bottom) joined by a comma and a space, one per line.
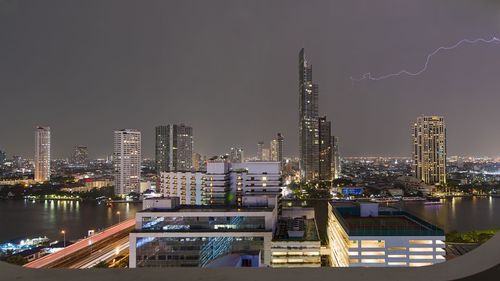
298, 48, 321, 181
114, 129, 141, 196
229, 147, 244, 163
412, 116, 447, 185
257, 141, 265, 160
155, 124, 193, 173
71, 145, 89, 166
331, 136, 341, 179
270, 133, 284, 164
318, 117, 332, 181
34, 126, 51, 182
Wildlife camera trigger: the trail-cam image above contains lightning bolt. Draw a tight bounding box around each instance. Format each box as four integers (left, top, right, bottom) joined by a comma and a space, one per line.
351, 36, 500, 82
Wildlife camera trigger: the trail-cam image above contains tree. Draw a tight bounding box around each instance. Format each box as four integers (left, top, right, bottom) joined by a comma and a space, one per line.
5, 255, 28, 266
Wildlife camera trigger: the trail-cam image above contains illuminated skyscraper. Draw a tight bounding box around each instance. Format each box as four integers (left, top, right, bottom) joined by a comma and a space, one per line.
155, 124, 193, 173
318, 117, 332, 181
331, 136, 341, 179
114, 129, 141, 196
299, 48, 320, 181
34, 126, 51, 182
412, 116, 446, 185
270, 133, 284, 165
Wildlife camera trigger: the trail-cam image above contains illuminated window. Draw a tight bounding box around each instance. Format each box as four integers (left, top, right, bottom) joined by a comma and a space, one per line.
388, 255, 407, 258
272, 252, 287, 256
409, 248, 434, 252
409, 240, 433, 245
348, 251, 358, 256
387, 247, 407, 251
409, 262, 433, 267
349, 258, 359, 264
361, 240, 385, 248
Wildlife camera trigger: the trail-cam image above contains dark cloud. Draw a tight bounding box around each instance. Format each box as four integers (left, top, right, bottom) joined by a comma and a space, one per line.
1, 0, 499, 158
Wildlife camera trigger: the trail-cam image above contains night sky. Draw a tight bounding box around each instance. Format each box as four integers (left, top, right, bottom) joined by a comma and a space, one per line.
1, 0, 500, 159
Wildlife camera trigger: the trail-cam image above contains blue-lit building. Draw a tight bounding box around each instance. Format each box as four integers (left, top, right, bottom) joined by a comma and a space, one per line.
341, 186, 364, 196
129, 197, 277, 268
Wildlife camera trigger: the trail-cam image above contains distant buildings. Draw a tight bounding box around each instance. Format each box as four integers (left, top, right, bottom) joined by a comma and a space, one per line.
327, 202, 445, 267
229, 147, 244, 163
113, 129, 141, 196
71, 145, 89, 166
155, 124, 193, 173
298, 49, 336, 182
34, 126, 51, 182
192, 152, 206, 171
0, 149, 6, 165
257, 141, 265, 160
412, 116, 447, 185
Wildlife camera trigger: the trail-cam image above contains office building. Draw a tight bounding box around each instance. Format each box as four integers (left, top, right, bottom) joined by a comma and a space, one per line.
327, 202, 445, 267
261, 148, 270, 161
34, 126, 51, 182
271, 207, 321, 267
129, 197, 277, 268
114, 129, 141, 196
155, 124, 194, 173
159, 171, 204, 205
412, 116, 447, 185
270, 133, 284, 165
71, 145, 89, 166
331, 136, 341, 179
229, 147, 244, 163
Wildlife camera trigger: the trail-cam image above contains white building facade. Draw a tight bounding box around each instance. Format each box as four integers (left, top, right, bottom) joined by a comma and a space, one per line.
34, 126, 51, 182
113, 129, 141, 196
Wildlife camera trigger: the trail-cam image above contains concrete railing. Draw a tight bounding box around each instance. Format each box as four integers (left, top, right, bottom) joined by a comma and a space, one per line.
2, 233, 500, 281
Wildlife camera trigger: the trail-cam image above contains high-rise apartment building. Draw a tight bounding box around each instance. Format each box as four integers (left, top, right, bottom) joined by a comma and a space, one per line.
71, 145, 89, 166
155, 124, 193, 173
0, 149, 6, 165
412, 116, 447, 185
270, 133, 284, 165
114, 129, 141, 196
298, 49, 320, 181
34, 126, 51, 182
331, 136, 341, 179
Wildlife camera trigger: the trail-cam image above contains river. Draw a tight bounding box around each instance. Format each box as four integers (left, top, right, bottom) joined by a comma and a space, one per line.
0, 197, 499, 242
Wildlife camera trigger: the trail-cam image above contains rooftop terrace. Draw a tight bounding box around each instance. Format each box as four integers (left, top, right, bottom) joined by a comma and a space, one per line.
332, 204, 444, 236
273, 218, 320, 242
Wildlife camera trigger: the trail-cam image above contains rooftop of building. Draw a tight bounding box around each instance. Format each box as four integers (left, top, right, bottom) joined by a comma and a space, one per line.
330, 202, 444, 236
273, 217, 320, 242
140, 204, 275, 213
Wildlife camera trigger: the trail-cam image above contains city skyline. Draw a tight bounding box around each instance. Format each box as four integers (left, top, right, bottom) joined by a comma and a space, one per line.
1, 1, 500, 159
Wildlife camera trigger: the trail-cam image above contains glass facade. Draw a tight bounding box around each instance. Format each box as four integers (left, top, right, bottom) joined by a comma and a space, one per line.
135, 236, 265, 267
141, 215, 267, 232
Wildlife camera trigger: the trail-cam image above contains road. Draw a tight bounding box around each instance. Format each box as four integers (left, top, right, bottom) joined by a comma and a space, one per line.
24, 219, 135, 269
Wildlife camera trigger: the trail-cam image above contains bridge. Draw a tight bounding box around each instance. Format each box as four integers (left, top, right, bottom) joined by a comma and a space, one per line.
23, 219, 135, 269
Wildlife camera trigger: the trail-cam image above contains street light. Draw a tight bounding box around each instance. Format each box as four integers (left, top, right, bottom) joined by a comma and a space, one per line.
61, 230, 66, 247
116, 211, 121, 223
